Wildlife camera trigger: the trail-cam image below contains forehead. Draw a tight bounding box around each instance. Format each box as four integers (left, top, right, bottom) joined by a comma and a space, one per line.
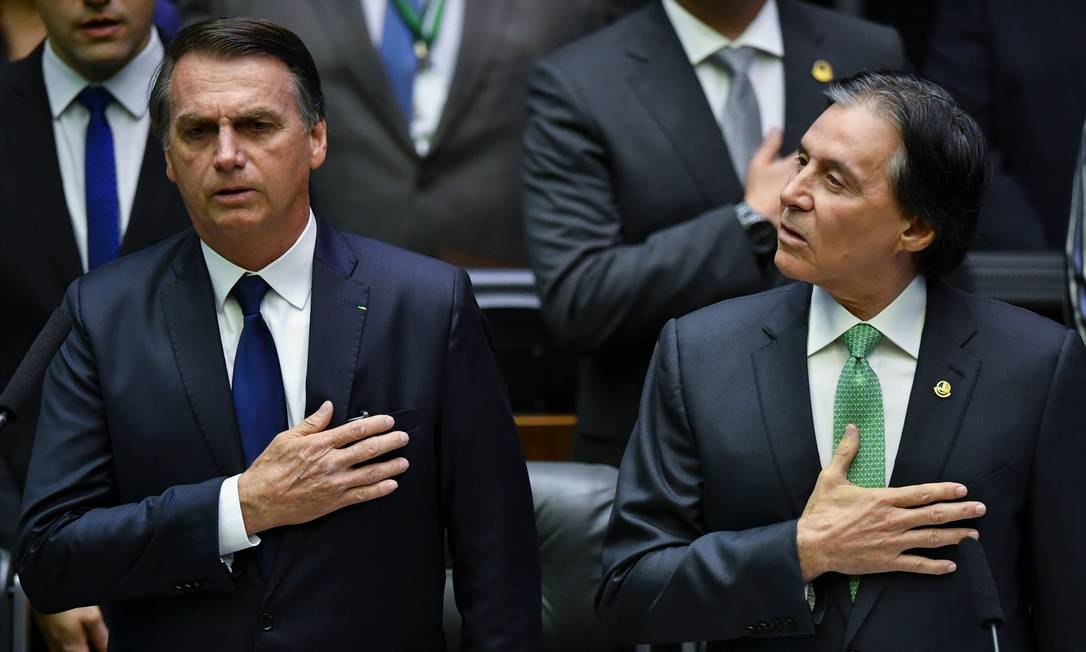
169, 52, 296, 119
803, 103, 901, 184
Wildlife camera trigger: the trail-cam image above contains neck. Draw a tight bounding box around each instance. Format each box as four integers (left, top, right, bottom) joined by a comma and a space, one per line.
199, 212, 309, 272
1, 0, 45, 61
676, 0, 766, 40
827, 267, 918, 322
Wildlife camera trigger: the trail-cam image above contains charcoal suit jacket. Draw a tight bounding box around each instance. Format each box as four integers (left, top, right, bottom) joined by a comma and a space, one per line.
598, 280, 1086, 651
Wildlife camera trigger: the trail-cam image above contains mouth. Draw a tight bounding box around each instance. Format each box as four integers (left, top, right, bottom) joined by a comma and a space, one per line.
777, 222, 808, 247
78, 16, 124, 39
211, 187, 256, 204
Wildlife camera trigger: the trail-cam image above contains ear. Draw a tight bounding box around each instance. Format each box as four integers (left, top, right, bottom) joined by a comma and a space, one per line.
309, 119, 327, 171
900, 214, 935, 254
164, 147, 176, 183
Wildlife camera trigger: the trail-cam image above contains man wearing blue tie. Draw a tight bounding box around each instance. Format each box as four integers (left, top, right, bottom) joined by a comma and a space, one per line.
598, 71, 1086, 650
0, 0, 190, 648
17, 17, 541, 651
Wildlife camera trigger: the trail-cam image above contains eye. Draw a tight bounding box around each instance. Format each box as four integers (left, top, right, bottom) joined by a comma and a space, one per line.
826, 174, 844, 189
183, 125, 208, 139
795, 154, 808, 168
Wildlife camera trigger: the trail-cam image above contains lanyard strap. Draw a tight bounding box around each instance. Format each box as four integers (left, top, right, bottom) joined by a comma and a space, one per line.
389, 0, 448, 53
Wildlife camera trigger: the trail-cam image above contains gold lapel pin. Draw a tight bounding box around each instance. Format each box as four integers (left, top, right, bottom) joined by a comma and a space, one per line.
812, 60, 834, 83
933, 380, 952, 398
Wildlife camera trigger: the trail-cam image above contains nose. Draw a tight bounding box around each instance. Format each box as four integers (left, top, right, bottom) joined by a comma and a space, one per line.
779, 165, 813, 214
213, 127, 246, 173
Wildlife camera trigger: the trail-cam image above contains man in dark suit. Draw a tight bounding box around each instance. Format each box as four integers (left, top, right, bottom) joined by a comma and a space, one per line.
597, 71, 1086, 650
523, 0, 906, 466
0, 0, 188, 648
925, 0, 1086, 251
176, 0, 643, 266
17, 17, 540, 651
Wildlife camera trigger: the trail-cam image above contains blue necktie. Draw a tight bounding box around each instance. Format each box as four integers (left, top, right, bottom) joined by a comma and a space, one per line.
378, 0, 419, 123
78, 87, 120, 270
231, 275, 288, 466
231, 275, 286, 578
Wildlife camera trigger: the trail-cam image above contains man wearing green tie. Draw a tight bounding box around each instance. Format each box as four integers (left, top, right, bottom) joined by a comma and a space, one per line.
597, 70, 1086, 650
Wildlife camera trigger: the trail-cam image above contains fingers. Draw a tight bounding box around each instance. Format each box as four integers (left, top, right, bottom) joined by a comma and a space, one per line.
293, 401, 334, 436
341, 457, 409, 489
825, 425, 860, 479
897, 500, 986, 529
889, 481, 969, 507
340, 478, 399, 507
320, 414, 395, 449
889, 554, 958, 575
336, 430, 410, 467
896, 527, 978, 550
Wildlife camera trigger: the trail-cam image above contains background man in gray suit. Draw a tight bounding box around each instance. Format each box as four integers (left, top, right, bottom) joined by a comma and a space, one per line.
523, 0, 906, 466
179, 0, 643, 266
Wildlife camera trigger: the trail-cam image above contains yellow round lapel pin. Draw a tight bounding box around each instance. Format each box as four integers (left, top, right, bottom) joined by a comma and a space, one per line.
933, 380, 952, 398
812, 60, 833, 83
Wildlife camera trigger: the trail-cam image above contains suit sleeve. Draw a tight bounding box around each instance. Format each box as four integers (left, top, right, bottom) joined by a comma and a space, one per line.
16, 278, 235, 613
440, 269, 542, 651
522, 60, 768, 353
595, 319, 813, 644
923, 0, 1047, 249
1027, 330, 1086, 650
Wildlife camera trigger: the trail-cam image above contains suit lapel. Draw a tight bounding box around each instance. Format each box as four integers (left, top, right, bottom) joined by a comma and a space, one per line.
625, 3, 741, 206
843, 279, 980, 648
161, 233, 246, 476
751, 284, 821, 516
266, 221, 369, 594
10, 48, 83, 284
315, 0, 415, 156
120, 136, 182, 255
427, 0, 509, 156
778, 0, 830, 153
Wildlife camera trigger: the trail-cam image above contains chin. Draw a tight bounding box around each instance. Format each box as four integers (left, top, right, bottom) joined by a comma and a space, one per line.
774, 249, 812, 283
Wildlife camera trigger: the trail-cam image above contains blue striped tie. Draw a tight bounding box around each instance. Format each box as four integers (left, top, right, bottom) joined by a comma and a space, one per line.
78, 87, 120, 270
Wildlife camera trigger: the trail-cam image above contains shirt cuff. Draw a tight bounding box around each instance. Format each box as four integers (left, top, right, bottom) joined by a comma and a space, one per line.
218, 474, 261, 558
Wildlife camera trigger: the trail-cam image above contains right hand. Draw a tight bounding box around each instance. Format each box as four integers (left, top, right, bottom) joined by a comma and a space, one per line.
743, 129, 795, 225
796, 425, 986, 583
237, 401, 409, 535
33, 605, 108, 652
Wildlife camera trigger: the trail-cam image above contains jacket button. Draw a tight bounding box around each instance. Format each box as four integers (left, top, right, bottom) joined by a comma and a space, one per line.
757, 621, 769, 634
174, 584, 183, 592
785, 617, 797, 632
745, 624, 755, 635
771, 618, 783, 632
258, 613, 274, 631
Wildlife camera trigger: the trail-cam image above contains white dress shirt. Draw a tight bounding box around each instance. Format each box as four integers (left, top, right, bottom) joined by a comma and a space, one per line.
807, 275, 927, 482
362, 0, 465, 155
42, 30, 162, 272
661, 0, 785, 140
202, 213, 317, 558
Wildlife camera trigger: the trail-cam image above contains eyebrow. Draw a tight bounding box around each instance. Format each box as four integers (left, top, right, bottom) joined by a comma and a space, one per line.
173, 109, 282, 129
797, 141, 862, 190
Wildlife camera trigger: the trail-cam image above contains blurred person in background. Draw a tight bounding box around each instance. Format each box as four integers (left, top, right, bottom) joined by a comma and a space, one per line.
0, 0, 190, 648
177, 0, 645, 266
1, 0, 46, 61
523, 0, 906, 466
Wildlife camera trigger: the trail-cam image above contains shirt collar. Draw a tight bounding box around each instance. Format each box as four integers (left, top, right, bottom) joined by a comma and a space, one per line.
201, 212, 317, 312
807, 275, 927, 358
661, 0, 784, 66
42, 29, 163, 119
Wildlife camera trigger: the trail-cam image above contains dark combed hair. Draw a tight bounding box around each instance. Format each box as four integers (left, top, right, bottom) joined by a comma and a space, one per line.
149, 17, 325, 147
824, 71, 988, 276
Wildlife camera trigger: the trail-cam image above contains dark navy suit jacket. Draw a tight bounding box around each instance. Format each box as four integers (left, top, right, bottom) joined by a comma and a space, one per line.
598, 280, 1086, 650
17, 221, 542, 651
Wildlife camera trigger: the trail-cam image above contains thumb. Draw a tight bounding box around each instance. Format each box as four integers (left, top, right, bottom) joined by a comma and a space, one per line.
294, 400, 333, 436
827, 424, 860, 479
752, 128, 783, 165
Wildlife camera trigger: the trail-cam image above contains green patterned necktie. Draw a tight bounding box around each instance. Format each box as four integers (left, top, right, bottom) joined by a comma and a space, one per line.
832, 323, 885, 601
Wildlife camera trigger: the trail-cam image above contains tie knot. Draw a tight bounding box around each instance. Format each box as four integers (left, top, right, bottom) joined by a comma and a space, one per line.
231, 275, 271, 316
77, 86, 114, 115
841, 323, 881, 359
713, 46, 759, 76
